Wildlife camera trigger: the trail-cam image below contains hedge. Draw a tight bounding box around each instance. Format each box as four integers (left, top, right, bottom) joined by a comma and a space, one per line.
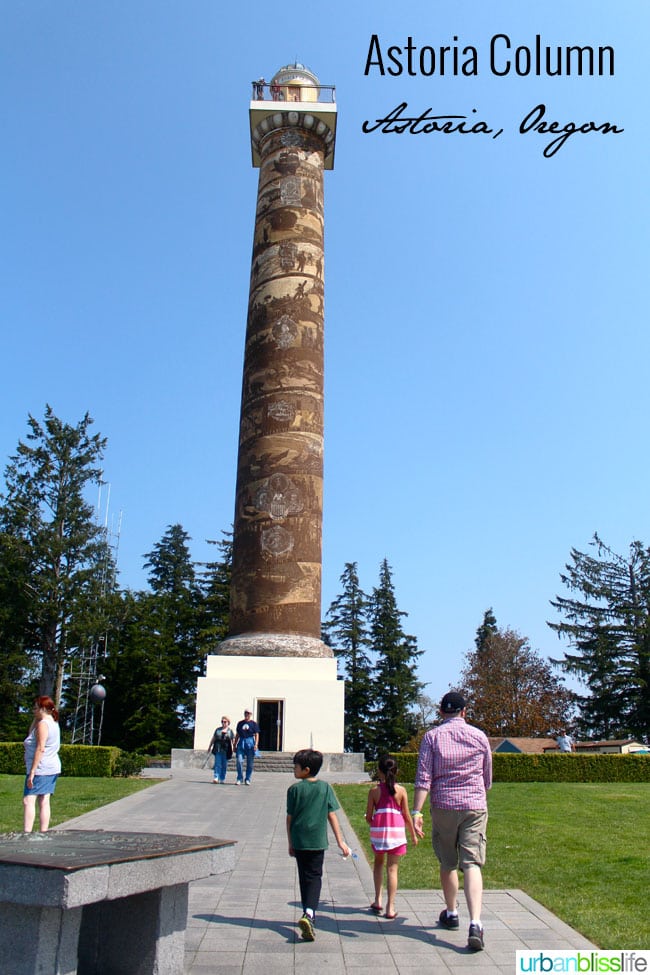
491, 753, 650, 783
375, 752, 650, 784
0, 743, 121, 777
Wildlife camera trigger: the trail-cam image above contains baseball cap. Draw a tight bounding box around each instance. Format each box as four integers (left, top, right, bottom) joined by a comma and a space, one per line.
440, 692, 466, 714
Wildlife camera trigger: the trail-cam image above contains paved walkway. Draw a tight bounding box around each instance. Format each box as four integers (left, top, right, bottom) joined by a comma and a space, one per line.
61, 767, 594, 974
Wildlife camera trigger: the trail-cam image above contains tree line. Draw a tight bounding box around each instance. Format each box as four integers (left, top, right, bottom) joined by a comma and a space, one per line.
0, 406, 232, 748
1, 407, 648, 750
322, 561, 424, 757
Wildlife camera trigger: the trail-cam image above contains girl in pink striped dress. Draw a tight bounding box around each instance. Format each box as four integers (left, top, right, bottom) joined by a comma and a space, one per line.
365, 755, 418, 919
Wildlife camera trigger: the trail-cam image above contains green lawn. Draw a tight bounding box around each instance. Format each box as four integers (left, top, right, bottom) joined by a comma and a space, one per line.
334, 782, 650, 951
0, 774, 158, 833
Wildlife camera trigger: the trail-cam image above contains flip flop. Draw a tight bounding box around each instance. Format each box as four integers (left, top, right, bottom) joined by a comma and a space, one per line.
370, 903, 382, 914
384, 912, 399, 920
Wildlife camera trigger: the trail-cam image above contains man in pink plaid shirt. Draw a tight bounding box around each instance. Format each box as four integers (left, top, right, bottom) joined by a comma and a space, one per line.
412, 691, 492, 952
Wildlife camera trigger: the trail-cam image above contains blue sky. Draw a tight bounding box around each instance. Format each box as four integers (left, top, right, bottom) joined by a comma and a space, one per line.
2, 1, 647, 704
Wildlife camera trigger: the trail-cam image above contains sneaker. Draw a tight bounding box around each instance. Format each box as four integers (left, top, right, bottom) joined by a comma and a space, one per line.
467, 923, 484, 951
236, 781, 242, 786
212, 778, 219, 784
245, 780, 251, 786
298, 913, 315, 941
438, 909, 459, 929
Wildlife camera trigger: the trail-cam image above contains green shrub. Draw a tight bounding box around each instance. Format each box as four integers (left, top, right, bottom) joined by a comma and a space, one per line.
61, 745, 119, 777
0, 743, 119, 777
0, 743, 24, 774
391, 753, 418, 782
492, 753, 650, 783
112, 752, 147, 778
365, 753, 418, 783
383, 751, 650, 783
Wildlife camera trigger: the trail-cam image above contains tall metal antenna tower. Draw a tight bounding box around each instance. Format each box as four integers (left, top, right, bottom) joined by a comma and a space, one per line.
69, 486, 122, 745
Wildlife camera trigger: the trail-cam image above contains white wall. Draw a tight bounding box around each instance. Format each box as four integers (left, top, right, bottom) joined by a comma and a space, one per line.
195, 655, 345, 753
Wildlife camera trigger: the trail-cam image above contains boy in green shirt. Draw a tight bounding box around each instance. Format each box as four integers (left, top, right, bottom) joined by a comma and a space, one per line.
286, 748, 350, 941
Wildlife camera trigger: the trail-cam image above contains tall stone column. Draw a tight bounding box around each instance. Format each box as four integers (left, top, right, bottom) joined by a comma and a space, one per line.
218, 65, 337, 659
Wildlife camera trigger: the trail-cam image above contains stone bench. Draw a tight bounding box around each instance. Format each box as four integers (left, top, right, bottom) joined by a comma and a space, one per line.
0, 829, 236, 975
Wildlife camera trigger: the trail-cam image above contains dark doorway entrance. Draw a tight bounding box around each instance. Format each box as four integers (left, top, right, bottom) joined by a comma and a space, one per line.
257, 700, 284, 752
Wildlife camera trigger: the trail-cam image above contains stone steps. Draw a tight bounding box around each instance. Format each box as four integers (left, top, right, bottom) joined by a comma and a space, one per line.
171, 749, 365, 774
253, 753, 295, 773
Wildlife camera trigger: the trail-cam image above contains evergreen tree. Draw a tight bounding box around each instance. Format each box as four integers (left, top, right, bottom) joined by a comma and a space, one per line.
0, 532, 38, 738
101, 526, 235, 752
459, 612, 574, 737
0, 406, 113, 704
475, 607, 498, 652
549, 534, 650, 741
100, 591, 188, 752
142, 524, 202, 734
368, 559, 423, 755
196, 532, 233, 660
323, 562, 373, 753
101, 525, 202, 751
144, 523, 197, 597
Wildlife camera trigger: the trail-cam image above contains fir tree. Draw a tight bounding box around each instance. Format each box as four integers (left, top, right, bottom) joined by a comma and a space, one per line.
0, 406, 113, 704
144, 523, 198, 597
101, 591, 188, 752
323, 562, 373, 753
142, 524, 202, 734
101, 525, 203, 751
0, 532, 38, 737
549, 534, 650, 741
368, 559, 423, 755
475, 607, 498, 652
101, 526, 235, 752
196, 531, 232, 658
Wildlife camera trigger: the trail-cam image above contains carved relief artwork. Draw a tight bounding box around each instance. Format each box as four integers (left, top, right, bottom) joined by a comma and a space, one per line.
254, 473, 303, 520
245, 360, 322, 398
277, 150, 300, 174
272, 314, 298, 348
225, 90, 336, 645
280, 176, 302, 206
261, 525, 294, 558
280, 130, 302, 148
279, 242, 297, 269
267, 400, 296, 423
300, 179, 319, 211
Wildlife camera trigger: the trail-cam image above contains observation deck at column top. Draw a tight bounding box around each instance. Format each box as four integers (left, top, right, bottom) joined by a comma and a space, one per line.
249, 62, 337, 169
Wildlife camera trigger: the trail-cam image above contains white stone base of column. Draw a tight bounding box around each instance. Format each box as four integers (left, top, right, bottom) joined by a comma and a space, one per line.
194, 653, 344, 753
216, 633, 333, 658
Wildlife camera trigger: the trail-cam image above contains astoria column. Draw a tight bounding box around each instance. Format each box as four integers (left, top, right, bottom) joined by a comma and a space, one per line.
218, 64, 337, 659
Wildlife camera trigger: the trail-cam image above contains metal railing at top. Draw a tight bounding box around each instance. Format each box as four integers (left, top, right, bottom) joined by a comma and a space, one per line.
251, 81, 336, 103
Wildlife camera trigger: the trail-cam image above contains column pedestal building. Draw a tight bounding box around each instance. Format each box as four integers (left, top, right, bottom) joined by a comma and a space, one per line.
194, 64, 344, 754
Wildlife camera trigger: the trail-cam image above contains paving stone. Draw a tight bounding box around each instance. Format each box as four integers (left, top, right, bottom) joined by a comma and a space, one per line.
61, 769, 596, 974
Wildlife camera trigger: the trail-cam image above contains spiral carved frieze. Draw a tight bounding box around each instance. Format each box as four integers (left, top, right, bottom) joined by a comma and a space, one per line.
228, 118, 328, 643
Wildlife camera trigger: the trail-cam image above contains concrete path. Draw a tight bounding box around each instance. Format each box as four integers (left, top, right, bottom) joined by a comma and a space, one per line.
61, 767, 594, 974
